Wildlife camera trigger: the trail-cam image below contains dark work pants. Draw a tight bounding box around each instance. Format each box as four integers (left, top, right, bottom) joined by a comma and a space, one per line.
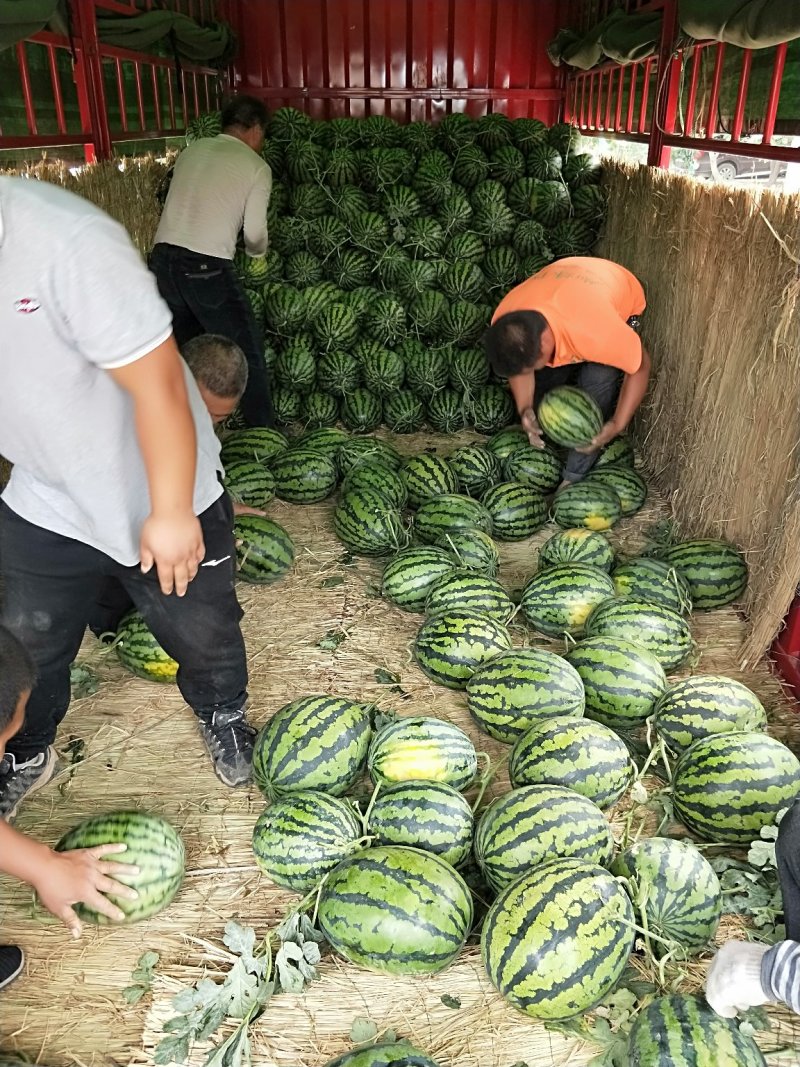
778, 797, 800, 941
535, 361, 623, 482
150, 242, 273, 428
0, 496, 248, 761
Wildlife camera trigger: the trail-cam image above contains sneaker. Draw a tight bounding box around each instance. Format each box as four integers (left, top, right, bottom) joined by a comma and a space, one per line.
196, 710, 255, 788
0, 747, 59, 821
0, 945, 24, 991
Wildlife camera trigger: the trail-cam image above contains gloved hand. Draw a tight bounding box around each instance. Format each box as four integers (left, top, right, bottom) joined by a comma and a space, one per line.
705, 941, 770, 1018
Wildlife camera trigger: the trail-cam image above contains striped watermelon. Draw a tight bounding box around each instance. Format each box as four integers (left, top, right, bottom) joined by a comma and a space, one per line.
475, 785, 613, 892
431, 528, 499, 578
317, 349, 360, 396
509, 717, 635, 809
485, 426, 528, 461
251, 791, 362, 892
220, 427, 289, 467
627, 995, 766, 1067
426, 389, 467, 433
653, 675, 767, 754
611, 837, 721, 954
537, 386, 602, 448
672, 731, 800, 843
586, 464, 647, 516
334, 488, 409, 556
552, 482, 622, 531
382, 548, 457, 612
596, 435, 635, 468
481, 482, 548, 541
223, 462, 275, 509
482, 859, 635, 1020
301, 390, 340, 429
403, 454, 459, 509
403, 342, 450, 395
271, 447, 339, 503
115, 610, 178, 683
361, 346, 405, 396
55, 812, 184, 923
466, 649, 585, 743
318, 846, 472, 975
584, 597, 693, 671
323, 1042, 441, 1067
253, 695, 372, 801
384, 391, 426, 434
368, 780, 474, 867
414, 494, 494, 543
469, 384, 515, 434
341, 462, 408, 510
425, 570, 514, 623
539, 528, 614, 571
338, 437, 402, 475
368, 716, 477, 790
612, 558, 692, 614
272, 386, 302, 424
566, 637, 667, 730
658, 539, 748, 609
274, 336, 316, 393
450, 346, 489, 390
234, 515, 295, 584
521, 564, 616, 638
503, 445, 562, 493
414, 609, 512, 689
298, 426, 350, 461
341, 388, 383, 433
447, 445, 501, 497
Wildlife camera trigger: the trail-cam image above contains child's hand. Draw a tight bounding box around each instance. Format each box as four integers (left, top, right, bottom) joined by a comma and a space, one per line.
34, 844, 140, 937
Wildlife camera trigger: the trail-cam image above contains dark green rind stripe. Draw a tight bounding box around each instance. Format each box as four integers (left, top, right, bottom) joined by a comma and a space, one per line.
628, 995, 766, 1067
565, 637, 667, 729
521, 564, 615, 638
584, 598, 693, 670
368, 717, 478, 790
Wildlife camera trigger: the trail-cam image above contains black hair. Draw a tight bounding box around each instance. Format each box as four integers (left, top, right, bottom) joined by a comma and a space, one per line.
482, 310, 548, 378
0, 626, 35, 733
221, 95, 269, 133
183, 334, 249, 400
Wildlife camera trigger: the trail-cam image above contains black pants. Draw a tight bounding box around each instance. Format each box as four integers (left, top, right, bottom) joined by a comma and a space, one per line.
150, 242, 273, 428
535, 361, 623, 482
0, 496, 248, 761
778, 797, 800, 941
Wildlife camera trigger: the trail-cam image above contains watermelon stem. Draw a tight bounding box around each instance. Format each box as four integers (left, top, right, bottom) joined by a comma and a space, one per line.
470, 752, 497, 814
359, 780, 382, 835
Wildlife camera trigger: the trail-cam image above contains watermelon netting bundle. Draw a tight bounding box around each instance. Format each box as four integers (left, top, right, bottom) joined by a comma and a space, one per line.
188, 109, 605, 435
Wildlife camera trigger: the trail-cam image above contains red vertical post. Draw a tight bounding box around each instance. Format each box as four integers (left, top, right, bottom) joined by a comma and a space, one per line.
73, 0, 113, 159
762, 42, 787, 146
647, 0, 679, 167
731, 49, 752, 143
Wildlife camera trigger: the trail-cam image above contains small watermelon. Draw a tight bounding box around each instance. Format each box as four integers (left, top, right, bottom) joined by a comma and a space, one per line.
447, 445, 501, 497
586, 464, 647, 516
521, 564, 616, 638
552, 482, 622, 531
481, 482, 548, 541
341, 462, 408, 510
425, 570, 514, 623
653, 675, 767, 754
234, 516, 295, 585
223, 461, 275, 509
334, 488, 409, 556
431, 528, 499, 577
403, 454, 459, 508
658, 539, 748, 609
612, 557, 692, 614
539, 528, 615, 571
271, 447, 339, 503
414, 494, 494, 543
115, 610, 178, 683
584, 597, 693, 671
485, 426, 529, 461
368, 716, 478, 790
381, 547, 457, 612
503, 445, 562, 493
414, 609, 512, 689
566, 636, 667, 730
537, 386, 602, 448
368, 780, 473, 868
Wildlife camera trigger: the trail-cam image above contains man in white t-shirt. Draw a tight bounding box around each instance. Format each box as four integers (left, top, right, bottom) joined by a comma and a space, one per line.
0, 177, 255, 819
151, 95, 274, 428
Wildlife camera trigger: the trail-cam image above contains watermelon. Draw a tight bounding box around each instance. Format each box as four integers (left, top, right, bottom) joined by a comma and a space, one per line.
271, 447, 338, 503
251, 791, 362, 893
272, 386, 302, 424
317, 349, 360, 396
537, 386, 602, 448
447, 445, 501, 497
284, 249, 324, 288
503, 445, 562, 493
384, 390, 426, 433
527, 142, 562, 181
431, 528, 499, 577
115, 610, 178, 683
368, 716, 477, 790
55, 812, 184, 923
586, 464, 647, 516
425, 570, 514, 623
539, 528, 615, 571
381, 548, 457, 612
611, 837, 721, 954
444, 232, 485, 264
452, 144, 490, 188
442, 265, 486, 307
234, 515, 295, 585
596, 435, 635, 468
341, 388, 383, 433
313, 302, 359, 351
414, 494, 494, 543
627, 995, 766, 1067
521, 564, 616, 638
509, 717, 635, 809
485, 426, 528, 461
584, 597, 693, 671
223, 461, 275, 509
482, 246, 520, 294
450, 347, 491, 394
473, 201, 516, 247
298, 426, 350, 461
338, 437, 402, 475
221, 427, 289, 467
301, 390, 340, 429
466, 649, 585, 743
383, 184, 423, 227
323, 1042, 441, 1067
658, 539, 748, 609
654, 675, 767, 754
532, 180, 571, 225
403, 454, 459, 508
566, 637, 667, 730
368, 780, 474, 868
490, 144, 526, 185
253, 695, 372, 800
426, 389, 467, 433
481, 482, 548, 540
552, 481, 622, 531
482, 859, 635, 1020
511, 218, 551, 256
414, 609, 512, 689
341, 462, 407, 510
475, 785, 613, 892
612, 557, 692, 614
318, 845, 472, 975
402, 340, 450, 395
334, 488, 409, 556
475, 113, 513, 152
469, 384, 515, 434
672, 731, 800, 843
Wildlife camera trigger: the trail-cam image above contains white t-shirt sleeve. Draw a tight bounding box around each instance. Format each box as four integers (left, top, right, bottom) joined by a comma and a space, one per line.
243, 164, 271, 258
53, 215, 173, 370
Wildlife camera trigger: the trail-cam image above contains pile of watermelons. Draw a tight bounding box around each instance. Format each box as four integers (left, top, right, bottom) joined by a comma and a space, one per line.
185, 107, 606, 435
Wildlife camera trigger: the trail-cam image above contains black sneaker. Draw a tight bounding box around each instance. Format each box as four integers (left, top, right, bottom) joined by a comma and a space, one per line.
196, 710, 255, 788
0, 747, 59, 821
0, 946, 24, 991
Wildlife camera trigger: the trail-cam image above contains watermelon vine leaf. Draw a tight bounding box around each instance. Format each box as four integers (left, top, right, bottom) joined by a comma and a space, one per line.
374, 668, 401, 685
320, 575, 345, 588
318, 629, 347, 651
122, 950, 160, 1005
440, 993, 461, 1010
350, 1018, 379, 1043
69, 662, 100, 699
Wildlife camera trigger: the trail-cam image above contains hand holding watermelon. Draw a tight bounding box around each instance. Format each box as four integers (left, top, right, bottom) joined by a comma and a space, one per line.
575, 418, 620, 455
34, 843, 139, 937
520, 407, 544, 448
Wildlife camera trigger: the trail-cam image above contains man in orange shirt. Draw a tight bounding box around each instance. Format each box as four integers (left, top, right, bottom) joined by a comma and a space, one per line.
483, 257, 651, 484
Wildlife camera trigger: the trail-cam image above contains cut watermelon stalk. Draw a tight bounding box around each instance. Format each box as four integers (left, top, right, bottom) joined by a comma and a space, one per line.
469, 751, 499, 814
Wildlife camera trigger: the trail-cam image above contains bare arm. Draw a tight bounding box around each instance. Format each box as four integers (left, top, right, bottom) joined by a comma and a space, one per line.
108, 336, 204, 595
243, 168, 271, 257
613, 345, 651, 431
508, 371, 544, 447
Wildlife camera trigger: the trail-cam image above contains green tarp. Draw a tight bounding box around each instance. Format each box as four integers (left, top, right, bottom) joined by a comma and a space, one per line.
0, 0, 66, 50
548, 9, 661, 69
679, 0, 800, 50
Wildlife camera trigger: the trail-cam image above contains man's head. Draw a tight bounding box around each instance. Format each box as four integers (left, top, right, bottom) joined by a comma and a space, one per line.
183, 334, 249, 424
221, 95, 269, 154
483, 311, 554, 378
0, 626, 35, 759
